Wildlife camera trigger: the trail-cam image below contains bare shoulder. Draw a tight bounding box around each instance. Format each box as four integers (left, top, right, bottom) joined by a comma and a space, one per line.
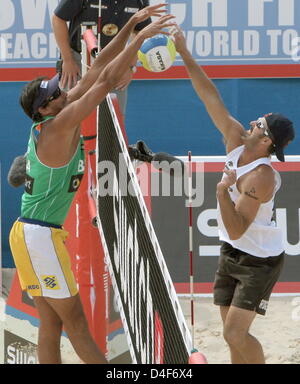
223, 117, 246, 154
36, 117, 80, 167
240, 165, 275, 202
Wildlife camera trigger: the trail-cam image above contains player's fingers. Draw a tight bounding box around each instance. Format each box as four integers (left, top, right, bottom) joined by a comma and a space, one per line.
151, 12, 167, 17
158, 14, 175, 21
160, 22, 176, 31
61, 73, 67, 89
72, 74, 78, 88
149, 3, 168, 10
68, 75, 73, 91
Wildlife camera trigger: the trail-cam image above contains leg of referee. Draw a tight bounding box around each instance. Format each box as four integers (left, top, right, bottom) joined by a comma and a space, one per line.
35, 294, 108, 364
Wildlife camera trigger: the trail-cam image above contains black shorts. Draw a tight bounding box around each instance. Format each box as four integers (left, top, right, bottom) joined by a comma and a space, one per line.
213, 242, 285, 315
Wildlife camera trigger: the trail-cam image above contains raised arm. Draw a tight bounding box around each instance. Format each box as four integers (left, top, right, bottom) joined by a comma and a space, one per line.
173, 26, 245, 153
67, 3, 168, 103
53, 14, 176, 133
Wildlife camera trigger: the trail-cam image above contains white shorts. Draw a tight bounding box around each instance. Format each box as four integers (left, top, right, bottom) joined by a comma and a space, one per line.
9, 220, 78, 299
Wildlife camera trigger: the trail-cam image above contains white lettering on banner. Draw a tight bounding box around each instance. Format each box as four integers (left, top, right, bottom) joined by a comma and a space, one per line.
193, 0, 228, 27
276, 208, 300, 256
21, 0, 59, 29
0, 36, 7, 61
113, 171, 154, 364
244, 30, 260, 55
197, 209, 218, 238
0, 0, 15, 31
248, 0, 295, 27
278, 0, 295, 26
48, 32, 58, 57
267, 29, 300, 55
291, 36, 300, 61
197, 208, 300, 257
0, 34, 13, 59
0, 33, 58, 60
31, 33, 47, 59
282, 29, 299, 55
6, 345, 37, 364
197, 209, 220, 256
183, 28, 300, 58
14, 34, 30, 59
189, 30, 260, 57
168, 0, 296, 29
248, 0, 273, 27
267, 29, 282, 54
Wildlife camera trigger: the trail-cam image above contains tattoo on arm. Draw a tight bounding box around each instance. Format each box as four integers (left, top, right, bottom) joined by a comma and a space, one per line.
245, 187, 258, 200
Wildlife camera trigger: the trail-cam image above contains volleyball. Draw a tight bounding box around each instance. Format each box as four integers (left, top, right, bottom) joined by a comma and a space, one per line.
138, 34, 177, 72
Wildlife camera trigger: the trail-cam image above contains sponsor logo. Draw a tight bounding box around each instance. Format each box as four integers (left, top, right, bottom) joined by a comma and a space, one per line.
68, 174, 83, 193
24, 174, 34, 195
155, 51, 166, 71
124, 7, 139, 13
102, 24, 119, 36
27, 284, 40, 291
4, 331, 37, 364
40, 80, 48, 89
259, 299, 268, 311
41, 275, 60, 290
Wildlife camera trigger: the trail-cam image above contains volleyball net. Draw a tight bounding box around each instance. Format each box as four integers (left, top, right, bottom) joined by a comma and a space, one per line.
96, 96, 193, 364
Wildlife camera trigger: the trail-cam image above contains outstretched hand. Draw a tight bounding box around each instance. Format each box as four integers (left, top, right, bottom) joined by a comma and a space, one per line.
138, 14, 176, 39
171, 25, 187, 54
132, 3, 168, 25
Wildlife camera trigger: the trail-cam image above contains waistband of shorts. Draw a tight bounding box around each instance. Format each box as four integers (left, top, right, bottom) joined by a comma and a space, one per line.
18, 217, 62, 229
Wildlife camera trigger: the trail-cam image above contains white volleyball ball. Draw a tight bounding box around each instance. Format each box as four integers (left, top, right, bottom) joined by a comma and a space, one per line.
138, 34, 177, 72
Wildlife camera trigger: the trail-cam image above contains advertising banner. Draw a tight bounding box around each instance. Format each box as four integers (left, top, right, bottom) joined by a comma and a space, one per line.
151, 157, 300, 294
0, 0, 59, 67
4, 330, 38, 364
1, 0, 300, 80
169, 0, 300, 66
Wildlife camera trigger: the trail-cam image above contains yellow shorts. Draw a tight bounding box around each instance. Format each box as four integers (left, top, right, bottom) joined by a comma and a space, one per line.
9, 220, 78, 298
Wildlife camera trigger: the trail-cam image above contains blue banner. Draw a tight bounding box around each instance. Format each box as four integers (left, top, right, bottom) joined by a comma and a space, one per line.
0, 0, 299, 71
167, 0, 300, 65
0, 0, 60, 68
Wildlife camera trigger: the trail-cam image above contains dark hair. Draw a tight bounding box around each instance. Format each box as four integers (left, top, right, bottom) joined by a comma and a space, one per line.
19, 76, 47, 122
257, 130, 276, 157
267, 143, 276, 156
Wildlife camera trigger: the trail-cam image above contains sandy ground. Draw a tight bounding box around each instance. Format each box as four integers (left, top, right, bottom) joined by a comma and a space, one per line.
179, 296, 300, 364
2, 269, 300, 364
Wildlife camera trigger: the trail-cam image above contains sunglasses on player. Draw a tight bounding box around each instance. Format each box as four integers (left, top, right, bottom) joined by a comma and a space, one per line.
41, 87, 61, 108
250, 119, 275, 144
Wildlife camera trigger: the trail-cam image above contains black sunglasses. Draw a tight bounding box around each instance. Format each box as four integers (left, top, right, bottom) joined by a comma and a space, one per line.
41, 87, 61, 108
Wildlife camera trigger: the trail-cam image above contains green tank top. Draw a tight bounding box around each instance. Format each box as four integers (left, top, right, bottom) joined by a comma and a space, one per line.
21, 117, 85, 225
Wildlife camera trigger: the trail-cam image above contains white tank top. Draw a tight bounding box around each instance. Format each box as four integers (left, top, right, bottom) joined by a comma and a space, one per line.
217, 145, 284, 258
